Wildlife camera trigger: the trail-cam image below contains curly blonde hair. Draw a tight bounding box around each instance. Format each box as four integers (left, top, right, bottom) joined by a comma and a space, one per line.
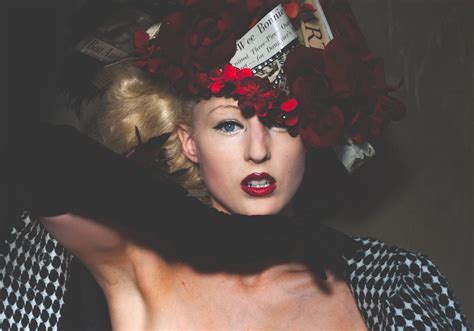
92, 64, 210, 203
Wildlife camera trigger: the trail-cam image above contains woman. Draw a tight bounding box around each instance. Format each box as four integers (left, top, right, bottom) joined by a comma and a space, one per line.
2, 0, 470, 330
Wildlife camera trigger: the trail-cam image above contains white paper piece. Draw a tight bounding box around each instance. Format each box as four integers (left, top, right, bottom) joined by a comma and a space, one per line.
230, 4, 297, 69
312, 0, 334, 41
299, 0, 334, 49
146, 23, 161, 39
333, 138, 376, 173
78, 37, 129, 64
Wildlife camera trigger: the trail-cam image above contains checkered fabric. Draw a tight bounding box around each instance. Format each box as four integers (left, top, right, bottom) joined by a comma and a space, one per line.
345, 238, 471, 330
0, 212, 72, 330
0, 211, 471, 330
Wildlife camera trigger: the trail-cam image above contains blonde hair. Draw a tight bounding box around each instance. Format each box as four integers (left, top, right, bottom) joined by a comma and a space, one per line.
93, 64, 210, 203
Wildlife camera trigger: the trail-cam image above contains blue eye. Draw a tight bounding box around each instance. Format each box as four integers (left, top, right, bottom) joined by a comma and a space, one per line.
214, 121, 243, 134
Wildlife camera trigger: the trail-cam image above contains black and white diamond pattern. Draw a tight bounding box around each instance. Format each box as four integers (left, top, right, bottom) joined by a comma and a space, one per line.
346, 237, 471, 330
0, 211, 72, 330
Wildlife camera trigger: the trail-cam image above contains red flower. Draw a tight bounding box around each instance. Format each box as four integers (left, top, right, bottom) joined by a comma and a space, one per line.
245, 0, 315, 28
208, 64, 300, 130
237, 76, 274, 117
352, 95, 406, 142
283, 38, 404, 147
209, 64, 253, 94
281, 98, 297, 113
299, 105, 345, 148
133, 31, 160, 72
319, 0, 368, 48
129, 0, 405, 147
134, 30, 152, 56
324, 38, 383, 97
280, 97, 300, 128
285, 46, 331, 112
156, 0, 249, 92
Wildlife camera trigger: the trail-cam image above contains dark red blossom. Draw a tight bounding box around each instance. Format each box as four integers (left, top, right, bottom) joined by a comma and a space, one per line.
130, 0, 405, 148
319, 0, 368, 48
152, 0, 249, 94
260, 88, 300, 136
351, 95, 406, 143
279, 97, 300, 128
237, 76, 274, 117
133, 31, 160, 72
207, 65, 300, 129
209, 64, 253, 94
285, 46, 330, 111
285, 37, 404, 147
299, 105, 345, 148
323, 38, 395, 98
245, 0, 316, 28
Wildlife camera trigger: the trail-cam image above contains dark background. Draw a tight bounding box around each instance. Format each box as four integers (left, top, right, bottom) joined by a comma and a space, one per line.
1, 0, 472, 325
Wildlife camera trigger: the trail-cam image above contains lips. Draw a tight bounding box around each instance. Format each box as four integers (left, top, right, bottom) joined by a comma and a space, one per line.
240, 172, 277, 197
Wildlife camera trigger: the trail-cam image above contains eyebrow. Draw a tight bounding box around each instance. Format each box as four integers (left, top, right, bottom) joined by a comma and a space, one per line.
207, 104, 241, 117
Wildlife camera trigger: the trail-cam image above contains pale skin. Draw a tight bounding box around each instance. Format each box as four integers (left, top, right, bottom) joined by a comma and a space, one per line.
40, 97, 367, 330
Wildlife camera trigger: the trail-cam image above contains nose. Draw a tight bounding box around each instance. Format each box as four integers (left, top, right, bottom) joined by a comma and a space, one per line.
245, 117, 271, 164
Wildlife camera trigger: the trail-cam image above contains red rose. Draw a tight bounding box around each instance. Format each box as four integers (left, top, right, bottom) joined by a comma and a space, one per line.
209, 64, 253, 94
299, 105, 345, 148
188, 70, 212, 97
323, 38, 365, 97
152, 1, 250, 94
279, 97, 300, 128
285, 46, 331, 112
315, 1, 392, 98
319, 0, 368, 48
134, 30, 152, 56
256, 89, 300, 135
284, 38, 404, 147
245, 0, 314, 28
245, 0, 279, 27
352, 95, 406, 142
133, 31, 160, 73
158, 1, 248, 71
237, 76, 274, 117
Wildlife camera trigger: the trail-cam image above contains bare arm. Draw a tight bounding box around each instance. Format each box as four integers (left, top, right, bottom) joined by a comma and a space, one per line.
39, 213, 126, 263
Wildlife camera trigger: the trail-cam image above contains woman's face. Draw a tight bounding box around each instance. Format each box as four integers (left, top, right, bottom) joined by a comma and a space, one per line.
178, 97, 306, 216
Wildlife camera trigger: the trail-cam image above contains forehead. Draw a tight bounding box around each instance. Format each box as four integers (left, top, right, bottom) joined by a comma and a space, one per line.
193, 97, 239, 118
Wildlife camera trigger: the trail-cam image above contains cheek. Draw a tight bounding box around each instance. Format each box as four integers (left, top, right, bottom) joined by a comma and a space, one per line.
278, 139, 306, 187
195, 138, 241, 186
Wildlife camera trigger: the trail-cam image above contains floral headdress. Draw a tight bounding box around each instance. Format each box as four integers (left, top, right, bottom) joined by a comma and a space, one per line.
76, 0, 405, 172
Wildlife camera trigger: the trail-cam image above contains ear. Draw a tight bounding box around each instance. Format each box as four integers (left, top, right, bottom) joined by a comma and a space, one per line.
177, 124, 199, 163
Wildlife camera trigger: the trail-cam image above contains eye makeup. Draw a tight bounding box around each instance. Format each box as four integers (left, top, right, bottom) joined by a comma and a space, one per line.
213, 120, 244, 135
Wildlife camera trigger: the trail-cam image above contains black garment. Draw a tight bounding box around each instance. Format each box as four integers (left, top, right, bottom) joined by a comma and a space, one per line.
1, 124, 470, 329
4, 123, 357, 274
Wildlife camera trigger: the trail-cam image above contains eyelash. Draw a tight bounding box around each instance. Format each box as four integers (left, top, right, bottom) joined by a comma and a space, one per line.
213, 120, 244, 135
213, 120, 288, 135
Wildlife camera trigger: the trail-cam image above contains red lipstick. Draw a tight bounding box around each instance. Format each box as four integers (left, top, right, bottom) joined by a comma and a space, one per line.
240, 172, 276, 197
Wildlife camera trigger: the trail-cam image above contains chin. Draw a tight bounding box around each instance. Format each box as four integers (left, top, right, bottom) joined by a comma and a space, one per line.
229, 198, 290, 216
210, 190, 293, 216
243, 202, 285, 216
